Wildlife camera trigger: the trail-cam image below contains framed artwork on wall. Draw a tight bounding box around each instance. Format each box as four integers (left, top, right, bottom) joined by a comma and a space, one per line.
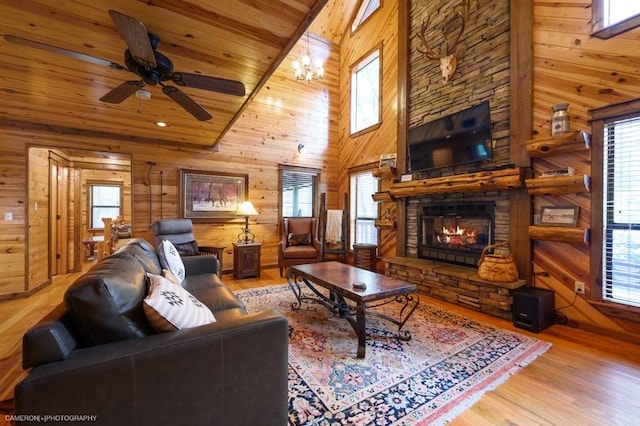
539, 205, 579, 227
179, 169, 248, 221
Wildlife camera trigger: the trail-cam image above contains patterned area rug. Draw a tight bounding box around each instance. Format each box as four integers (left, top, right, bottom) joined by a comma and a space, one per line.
236, 284, 551, 426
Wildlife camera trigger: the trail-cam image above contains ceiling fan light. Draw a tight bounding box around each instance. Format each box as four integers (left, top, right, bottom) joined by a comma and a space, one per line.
135, 89, 151, 100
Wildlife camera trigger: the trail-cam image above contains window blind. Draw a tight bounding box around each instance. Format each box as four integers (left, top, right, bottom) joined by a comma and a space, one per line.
603, 116, 640, 307
282, 171, 316, 217
349, 170, 378, 248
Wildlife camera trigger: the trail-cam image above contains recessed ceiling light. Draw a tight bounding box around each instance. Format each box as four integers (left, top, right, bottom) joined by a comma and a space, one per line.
155, 121, 168, 127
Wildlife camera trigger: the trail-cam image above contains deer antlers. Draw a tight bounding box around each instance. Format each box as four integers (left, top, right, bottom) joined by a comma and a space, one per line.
416, 0, 470, 84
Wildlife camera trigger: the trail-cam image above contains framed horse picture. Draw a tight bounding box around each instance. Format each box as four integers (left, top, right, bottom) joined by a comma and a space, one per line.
179, 169, 248, 221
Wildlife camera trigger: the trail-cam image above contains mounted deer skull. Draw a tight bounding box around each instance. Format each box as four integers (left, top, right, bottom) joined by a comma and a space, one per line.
416, 0, 470, 84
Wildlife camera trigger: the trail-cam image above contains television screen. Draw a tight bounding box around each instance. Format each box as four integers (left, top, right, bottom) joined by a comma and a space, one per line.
408, 101, 493, 172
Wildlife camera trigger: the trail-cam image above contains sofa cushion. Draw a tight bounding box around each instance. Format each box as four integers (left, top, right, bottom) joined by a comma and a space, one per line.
143, 273, 216, 332
282, 245, 319, 259
182, 274, 247, 316
64, 254, 155, 347
157, 240, 186, 283
111, 238, 162, 275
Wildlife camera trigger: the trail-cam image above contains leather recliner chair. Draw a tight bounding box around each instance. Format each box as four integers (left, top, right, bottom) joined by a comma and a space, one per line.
152, 218, 223, 275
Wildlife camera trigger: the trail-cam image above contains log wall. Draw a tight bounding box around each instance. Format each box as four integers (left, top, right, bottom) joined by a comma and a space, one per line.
337, 0, 400, 264
530, 1, 640, 336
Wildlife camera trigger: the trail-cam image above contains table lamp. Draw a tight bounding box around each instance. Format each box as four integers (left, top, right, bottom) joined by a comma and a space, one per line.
237, 201, 259, 244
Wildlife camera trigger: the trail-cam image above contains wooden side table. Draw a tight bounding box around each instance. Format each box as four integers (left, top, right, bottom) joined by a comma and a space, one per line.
233, 242, 262, 279
353, 243, 377, 272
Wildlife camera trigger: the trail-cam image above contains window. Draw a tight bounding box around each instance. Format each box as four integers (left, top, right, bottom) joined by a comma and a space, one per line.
592, 0, 640, 39
280, 166, 319, 218
349, 169, 378, 249
591, 99, 640, 311
351, 0, 381, 33
350, 48, 381, 136
89, 184, 121, 229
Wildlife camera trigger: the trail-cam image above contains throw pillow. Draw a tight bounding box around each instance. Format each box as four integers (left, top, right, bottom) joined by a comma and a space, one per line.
288, 233, 311, 246
143, 273, 216, 332
162, 268, 180, 285
174, 240, 199, 256
157, 240, 186, 284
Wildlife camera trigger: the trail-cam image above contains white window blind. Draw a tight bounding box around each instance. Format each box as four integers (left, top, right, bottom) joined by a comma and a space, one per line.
603, 116, 640, 307
282, 171, 316, 217
349, 170, 378, 249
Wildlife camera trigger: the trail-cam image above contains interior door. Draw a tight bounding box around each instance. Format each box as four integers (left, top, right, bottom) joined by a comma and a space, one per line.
49, 161, 69, 275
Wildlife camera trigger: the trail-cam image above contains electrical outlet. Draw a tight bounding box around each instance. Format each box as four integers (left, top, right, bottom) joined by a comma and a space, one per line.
575, 281, 585, 294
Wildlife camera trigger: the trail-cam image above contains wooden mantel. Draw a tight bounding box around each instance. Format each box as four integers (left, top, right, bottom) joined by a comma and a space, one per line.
384, 167, 526, 199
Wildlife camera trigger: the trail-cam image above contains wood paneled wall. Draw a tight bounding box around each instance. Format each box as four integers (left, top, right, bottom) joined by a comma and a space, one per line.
337, 0, 400, 263
531, 1, 640, 336
0, 34, 339, 297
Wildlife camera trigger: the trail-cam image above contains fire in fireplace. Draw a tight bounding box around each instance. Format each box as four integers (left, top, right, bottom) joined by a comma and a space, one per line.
418, 202, 495, 266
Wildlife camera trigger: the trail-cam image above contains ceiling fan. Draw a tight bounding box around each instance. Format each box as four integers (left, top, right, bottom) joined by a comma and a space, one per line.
4, 10, 246, 121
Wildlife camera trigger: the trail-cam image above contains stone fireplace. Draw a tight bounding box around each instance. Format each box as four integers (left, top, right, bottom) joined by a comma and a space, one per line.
383, 0, 523, 320
418, 201, 495, 267
385, 191, 523, 320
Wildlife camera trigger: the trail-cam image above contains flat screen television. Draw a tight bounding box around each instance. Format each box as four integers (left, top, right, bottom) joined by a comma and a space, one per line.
408, 101, 493, 172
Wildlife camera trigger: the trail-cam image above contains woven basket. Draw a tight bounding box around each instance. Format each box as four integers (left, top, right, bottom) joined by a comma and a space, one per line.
477, 241, 519, 282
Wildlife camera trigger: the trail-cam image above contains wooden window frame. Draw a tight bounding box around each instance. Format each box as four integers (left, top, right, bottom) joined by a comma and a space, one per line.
349, 46, 383, 137
278, 165, 320, 220
590, 98, 640, 320
350, 0, 382, 35
87, 181, 123, 231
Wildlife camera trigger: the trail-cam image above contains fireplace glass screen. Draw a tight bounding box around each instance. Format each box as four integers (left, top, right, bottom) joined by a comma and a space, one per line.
418, 202, 495, 266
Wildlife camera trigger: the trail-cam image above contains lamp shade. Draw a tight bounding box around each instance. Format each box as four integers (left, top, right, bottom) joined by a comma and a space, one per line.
237, 201, 259, 216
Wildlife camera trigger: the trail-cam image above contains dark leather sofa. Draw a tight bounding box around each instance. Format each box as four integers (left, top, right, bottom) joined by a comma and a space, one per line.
15, 239, 289, 426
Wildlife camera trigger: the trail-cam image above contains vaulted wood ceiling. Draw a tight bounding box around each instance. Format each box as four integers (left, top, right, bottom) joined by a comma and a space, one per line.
0, 0, 331, 149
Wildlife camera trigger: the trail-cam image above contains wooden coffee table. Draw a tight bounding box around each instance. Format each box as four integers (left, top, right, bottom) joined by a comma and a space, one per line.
287, 261, 419, 358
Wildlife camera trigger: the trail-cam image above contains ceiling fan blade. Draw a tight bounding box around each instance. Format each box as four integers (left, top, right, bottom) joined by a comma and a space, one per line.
3, 35, 126, 70
172, 72, 246, 97
161, 85, 213, 121
100, 80, 145, 103
108, 10, 156, 69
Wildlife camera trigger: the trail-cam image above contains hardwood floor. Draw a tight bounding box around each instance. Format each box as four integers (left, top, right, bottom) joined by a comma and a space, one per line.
1, 262, 640, 425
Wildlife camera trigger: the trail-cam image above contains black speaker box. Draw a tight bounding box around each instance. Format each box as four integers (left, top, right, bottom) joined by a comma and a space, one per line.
512, 287, 555, 333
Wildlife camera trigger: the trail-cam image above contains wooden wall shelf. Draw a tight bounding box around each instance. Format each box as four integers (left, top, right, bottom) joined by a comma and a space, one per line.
388, 167, 525, 198
525, 131, 591, 157
525, 174, 591, 195
528, 226, 590, 245
375, 220, 396, 229
372, 191, 395, 202
372, 166, 397, 179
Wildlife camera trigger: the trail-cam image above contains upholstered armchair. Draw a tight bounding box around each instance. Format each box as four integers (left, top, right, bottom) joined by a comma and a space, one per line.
278, 217, 322, 277
152, 218, 224, 275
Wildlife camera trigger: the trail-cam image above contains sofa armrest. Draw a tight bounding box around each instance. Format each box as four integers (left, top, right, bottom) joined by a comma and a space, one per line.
182, 254, 219, 276
16, 309, 289, 426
